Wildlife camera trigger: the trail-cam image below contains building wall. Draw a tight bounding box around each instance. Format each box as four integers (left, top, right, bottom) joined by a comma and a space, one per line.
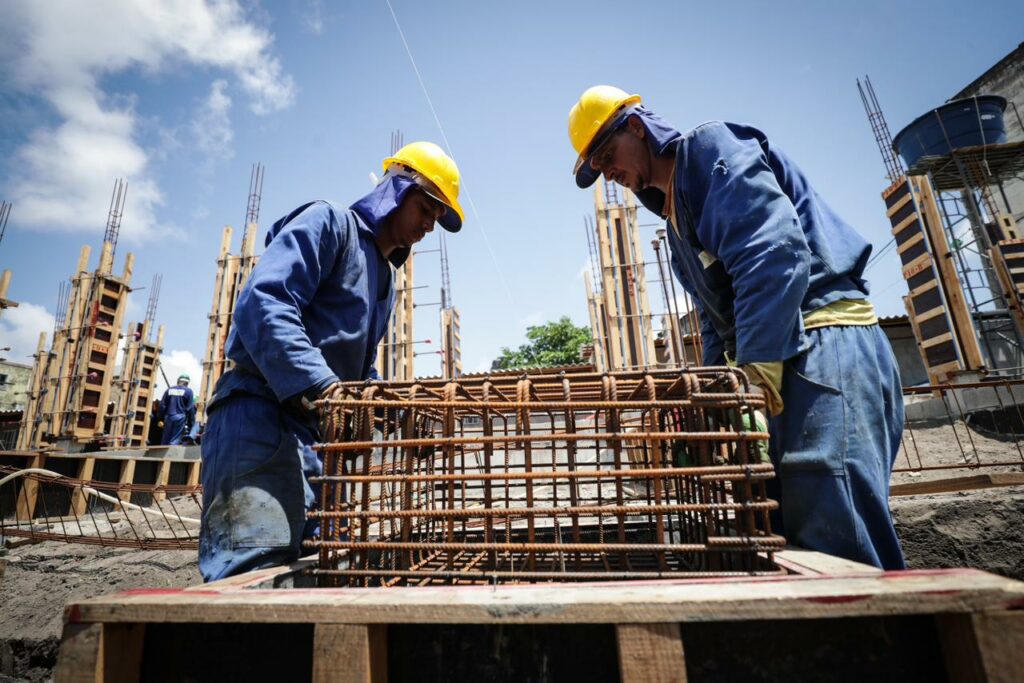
0, 359, 32, 411
879, 318, 930, 387
954, 42, 1024, 225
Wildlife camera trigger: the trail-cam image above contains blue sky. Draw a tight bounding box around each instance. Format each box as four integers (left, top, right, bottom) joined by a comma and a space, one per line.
1, 0, 1022, 389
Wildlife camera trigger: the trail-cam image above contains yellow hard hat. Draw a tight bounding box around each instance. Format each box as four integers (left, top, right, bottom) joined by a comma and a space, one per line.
382, 141, 465, 232
568, 85, 642, 187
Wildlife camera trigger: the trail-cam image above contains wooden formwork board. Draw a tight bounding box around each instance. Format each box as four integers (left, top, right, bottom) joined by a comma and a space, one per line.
112, 321, 163, 448
197, 224, 260, 424
885, 177, 981, 382
991, 238, 1024, 342
593, 184, 656, 372
54, 552, 1024, 682
0, 449, 200, 519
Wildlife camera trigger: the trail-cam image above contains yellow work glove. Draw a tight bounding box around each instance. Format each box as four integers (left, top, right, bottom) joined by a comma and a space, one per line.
741, 362, 784, 417
723, 352, 784, 418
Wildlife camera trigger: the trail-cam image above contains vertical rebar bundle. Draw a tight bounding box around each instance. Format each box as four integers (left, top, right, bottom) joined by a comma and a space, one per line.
308, 368, 782, 587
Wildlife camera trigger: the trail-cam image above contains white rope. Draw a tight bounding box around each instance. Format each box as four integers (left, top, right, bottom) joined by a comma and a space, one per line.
383, 0, 515, 306
0, 467, 201, 525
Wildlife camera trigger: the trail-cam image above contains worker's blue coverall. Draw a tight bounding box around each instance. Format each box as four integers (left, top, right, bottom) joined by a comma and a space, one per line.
159, 384, 195, 445
198, 177, 414, 582
629, 110, 905, 569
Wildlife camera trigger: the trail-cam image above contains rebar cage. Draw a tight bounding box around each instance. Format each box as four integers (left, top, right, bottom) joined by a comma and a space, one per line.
307, 367, 784, 587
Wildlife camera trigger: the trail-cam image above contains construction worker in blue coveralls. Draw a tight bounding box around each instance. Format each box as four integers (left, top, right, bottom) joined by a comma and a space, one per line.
198, 142, 464, 582
159, 374, 195, 446
568, 86, 905, 569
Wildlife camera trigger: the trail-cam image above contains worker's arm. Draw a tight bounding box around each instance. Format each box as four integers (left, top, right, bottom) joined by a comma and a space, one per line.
691, 297, 726, 366
667, 247, 726, 366
688, 122, 810, 365
231, 202, 350, 402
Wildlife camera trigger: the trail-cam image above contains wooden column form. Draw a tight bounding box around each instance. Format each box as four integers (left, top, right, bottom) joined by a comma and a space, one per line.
616, 623, 687, 683
198, 224, 260, 424
69, 456, 97, 516
440, 306, 461, 379
54, 622, 144, 683
0, 268, 16, 321
936, 611, 1024, 683
376, 258, 415, 381
198, 226, 234, 424
17, 332, 49, 450
312, 624, 387, 683
584, 276, 609, 373
913, 176, 984, 370
593, 183, 656, 371
116, 321, 164, 447
14, 453, 44, 520
990, 237, 1024, 343
884, 176, 982, 382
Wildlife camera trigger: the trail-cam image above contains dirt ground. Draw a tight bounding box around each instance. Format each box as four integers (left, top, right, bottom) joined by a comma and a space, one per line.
893, 421, 1024, 483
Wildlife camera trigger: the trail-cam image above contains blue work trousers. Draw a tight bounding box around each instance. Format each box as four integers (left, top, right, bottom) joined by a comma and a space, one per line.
198, 395, 322, 582
161, 414, 187, 445
767, 324, 905, 569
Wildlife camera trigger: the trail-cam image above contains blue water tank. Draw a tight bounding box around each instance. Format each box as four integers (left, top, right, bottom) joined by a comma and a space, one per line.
892, 95, 1008, 168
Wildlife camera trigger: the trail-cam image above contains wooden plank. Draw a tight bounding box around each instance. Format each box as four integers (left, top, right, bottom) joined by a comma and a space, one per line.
69, 457, 96, 516
185, 461, 201, 488
937, 611, 1024, 683
921, 331, 954, 349
891, 211, 919, 234
102, 623, 144, 683
773, 549, 883, 575
312, 624, 386, 683
616, 623, 686, 683
54, 623, 102, 683
885, 191, 912, 216
914, 304, 945, 322
896, 230, 925, 253
152, 459, 171, 503
912, 176, 984, 371
15, 453, 44, 521
65, 569, 1024, 626
890, 473, 1024, 497
116, 459, 136, 503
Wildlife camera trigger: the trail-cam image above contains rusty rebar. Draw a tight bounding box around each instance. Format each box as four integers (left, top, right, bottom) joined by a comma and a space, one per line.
310, 368, 780, 587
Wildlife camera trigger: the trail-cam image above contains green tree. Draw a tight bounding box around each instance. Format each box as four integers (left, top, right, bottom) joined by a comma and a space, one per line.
492, 316, 592, 370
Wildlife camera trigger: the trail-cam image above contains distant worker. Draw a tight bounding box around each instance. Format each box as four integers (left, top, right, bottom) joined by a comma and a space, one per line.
567, 86, 905, 569
198, 142, 464, 582
159, 374, 195, 446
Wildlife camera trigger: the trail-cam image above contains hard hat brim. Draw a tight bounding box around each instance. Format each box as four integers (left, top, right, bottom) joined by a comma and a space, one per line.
571, 104, 637, 189
421, 187, 463, 232
382, 158, 464, 232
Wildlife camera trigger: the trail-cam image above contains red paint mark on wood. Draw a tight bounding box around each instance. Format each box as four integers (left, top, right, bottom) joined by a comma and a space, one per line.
804, 595, 871, 605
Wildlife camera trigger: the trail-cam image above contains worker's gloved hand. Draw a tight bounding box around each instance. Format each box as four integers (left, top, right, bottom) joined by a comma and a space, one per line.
740, 408, 772, 465
740, 365, 784, 417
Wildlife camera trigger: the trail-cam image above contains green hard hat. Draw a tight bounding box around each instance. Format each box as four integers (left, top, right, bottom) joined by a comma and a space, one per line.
178, 374, 191, 382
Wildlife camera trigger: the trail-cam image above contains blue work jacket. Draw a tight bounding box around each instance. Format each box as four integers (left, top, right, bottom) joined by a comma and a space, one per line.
658, 121, 872, 366
216, 200, 396, 405
160, 384, 195, 419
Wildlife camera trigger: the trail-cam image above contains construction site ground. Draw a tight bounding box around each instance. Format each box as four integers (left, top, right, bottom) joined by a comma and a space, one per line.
2, 424, 1024, 681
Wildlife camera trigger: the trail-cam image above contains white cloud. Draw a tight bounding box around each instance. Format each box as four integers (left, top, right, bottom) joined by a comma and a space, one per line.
517, 311, 544, 330
302, 0, 325, 35
157, 349, 202, 395
3, 0, 295, 242
193, 79, 234, 163
0, 303, 56, 365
